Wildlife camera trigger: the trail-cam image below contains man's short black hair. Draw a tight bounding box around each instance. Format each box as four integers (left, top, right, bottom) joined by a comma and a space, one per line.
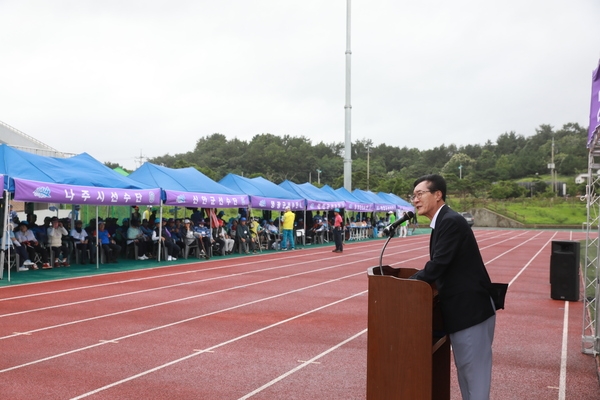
413, 174, 447, 201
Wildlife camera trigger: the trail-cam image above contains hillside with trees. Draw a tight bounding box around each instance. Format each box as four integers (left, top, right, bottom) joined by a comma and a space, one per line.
138, 122, 588, 200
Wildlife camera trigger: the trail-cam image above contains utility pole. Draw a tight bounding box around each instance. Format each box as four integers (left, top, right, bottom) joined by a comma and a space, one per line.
366, 146, 371, 190
548, 136, 556, 195
135, 150, 146, 169
343, 0, 352, 191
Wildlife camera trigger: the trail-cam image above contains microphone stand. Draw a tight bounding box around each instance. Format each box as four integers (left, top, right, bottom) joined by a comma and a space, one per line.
378, 226, 397, 275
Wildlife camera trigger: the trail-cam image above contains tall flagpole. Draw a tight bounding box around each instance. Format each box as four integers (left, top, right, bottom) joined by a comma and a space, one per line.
343, 0, 352, 191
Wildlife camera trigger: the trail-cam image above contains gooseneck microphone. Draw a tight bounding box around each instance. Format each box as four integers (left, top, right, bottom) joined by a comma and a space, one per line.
383, 211, 414, 236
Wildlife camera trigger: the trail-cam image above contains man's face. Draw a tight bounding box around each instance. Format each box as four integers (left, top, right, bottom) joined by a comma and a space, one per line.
412, 181, 439, 218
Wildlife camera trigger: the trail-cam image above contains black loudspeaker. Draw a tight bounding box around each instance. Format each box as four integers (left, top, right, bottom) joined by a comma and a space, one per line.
550, 240, 580, 301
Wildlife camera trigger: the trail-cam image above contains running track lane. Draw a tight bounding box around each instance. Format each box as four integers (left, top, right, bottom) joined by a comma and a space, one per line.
0, 229, 597, 399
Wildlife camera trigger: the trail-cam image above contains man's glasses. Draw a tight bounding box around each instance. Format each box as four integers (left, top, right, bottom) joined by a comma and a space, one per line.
410, 190, 432, 202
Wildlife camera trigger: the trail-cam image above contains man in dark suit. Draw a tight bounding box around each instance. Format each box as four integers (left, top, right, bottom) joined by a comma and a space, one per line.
410, 174, 496, 400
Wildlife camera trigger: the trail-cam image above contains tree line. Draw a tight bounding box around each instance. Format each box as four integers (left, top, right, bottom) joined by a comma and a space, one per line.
108, 122, 588, 200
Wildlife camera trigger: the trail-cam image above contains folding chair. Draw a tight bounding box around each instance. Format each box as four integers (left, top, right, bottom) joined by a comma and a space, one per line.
1, 249, 20, 272
183, 239, 201, 259
295, 229, 305, 246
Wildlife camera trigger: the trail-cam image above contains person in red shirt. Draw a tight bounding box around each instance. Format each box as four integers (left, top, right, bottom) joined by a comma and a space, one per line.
332, 208, 344, 253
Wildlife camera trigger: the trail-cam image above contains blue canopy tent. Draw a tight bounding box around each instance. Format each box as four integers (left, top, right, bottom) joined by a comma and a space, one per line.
128, 163, 249, 209
352, 189, 396, 212
0, 146, 161, 206
0, 145, 162, 278
218, 174, 305, 211
278, 180, 344, 211
377, 192, 413, 212
323, 186, 373, 212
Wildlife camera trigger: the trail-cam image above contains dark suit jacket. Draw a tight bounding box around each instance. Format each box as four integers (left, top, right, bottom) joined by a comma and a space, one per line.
413, 205, 495, 333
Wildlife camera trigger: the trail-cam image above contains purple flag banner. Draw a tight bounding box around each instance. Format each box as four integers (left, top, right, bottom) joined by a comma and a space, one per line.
0, 175, 3, 198
250, 196, 305, 211
588, 61, 600, 147
14, 178, 162, 206
306, 200, 345, 211
373, 203, 396, 212
344, 201, 374, 212
164, 189, 248, 208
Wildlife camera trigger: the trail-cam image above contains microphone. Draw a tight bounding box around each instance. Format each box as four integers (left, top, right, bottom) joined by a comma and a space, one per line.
383, 211, 414, 235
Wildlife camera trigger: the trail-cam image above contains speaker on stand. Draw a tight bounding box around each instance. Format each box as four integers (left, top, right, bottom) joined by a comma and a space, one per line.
550, 240, 580, 301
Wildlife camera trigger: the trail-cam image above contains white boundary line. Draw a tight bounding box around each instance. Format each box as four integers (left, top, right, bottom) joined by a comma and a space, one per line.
559, 301, 569, 400
69, 291, 368, 400
0, 272, 366, 373
238, 328, 368, 399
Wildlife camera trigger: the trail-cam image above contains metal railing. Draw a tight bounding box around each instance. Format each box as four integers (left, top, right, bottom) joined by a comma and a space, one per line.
583, 131, 600, 357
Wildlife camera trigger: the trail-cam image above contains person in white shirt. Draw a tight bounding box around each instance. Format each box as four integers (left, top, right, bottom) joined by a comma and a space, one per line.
47, 217, 70, 267
3, 223, 30, 271
70, 220, 94, 264
15, 222, 51, 269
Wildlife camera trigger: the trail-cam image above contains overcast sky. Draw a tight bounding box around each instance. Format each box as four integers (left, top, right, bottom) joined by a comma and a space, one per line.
1, 1, 599, 170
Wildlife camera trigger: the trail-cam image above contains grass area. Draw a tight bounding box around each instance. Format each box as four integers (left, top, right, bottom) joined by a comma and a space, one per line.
449, 197, 588, 225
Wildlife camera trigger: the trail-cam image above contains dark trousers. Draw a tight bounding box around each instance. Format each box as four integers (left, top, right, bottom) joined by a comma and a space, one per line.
333, 228, 343, 251
101, 243, 121, 262
51, 244, 70, 261
26, 244, 49, 263
163, 239, 180, 258
75, 242, 94, 264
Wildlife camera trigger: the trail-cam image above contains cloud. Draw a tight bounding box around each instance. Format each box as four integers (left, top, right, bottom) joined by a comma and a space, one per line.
0, 0, 598, 169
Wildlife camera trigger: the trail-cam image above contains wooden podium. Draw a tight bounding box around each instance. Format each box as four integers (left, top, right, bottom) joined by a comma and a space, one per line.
366, 266, 450, 400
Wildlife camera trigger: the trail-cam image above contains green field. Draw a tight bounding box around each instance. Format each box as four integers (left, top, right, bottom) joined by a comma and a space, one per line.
449, 196, 589, 226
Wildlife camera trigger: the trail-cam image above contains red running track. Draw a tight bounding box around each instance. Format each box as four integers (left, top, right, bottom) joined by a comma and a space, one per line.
0, 229, 598, 399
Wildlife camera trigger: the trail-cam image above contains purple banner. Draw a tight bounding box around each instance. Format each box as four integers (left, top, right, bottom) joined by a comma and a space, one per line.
164, 189, 248, 208
306, 200, 345, 211
14, 178, 162, 206
344, 201, 374, 212
373, 203, 397, 212
250, 196, 305, 211
0, 175, 3, 198
588, 61, 600, 147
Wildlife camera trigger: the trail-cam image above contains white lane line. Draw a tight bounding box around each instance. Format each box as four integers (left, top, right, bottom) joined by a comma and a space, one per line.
0, 253, 366, 319
0, 249, 355, 301
509, 232, 558, 287
69, 291, 367, 400
239, 329, 368, 400
0, 229, 517, 302
559, 301, 569, 400
0, 257, 370, 341
0, 272, 365, 373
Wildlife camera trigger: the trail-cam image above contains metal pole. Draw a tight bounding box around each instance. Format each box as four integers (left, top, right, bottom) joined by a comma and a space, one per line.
367, 147, 370, 190
1, 190, 9, 281
343, 0, 352, 191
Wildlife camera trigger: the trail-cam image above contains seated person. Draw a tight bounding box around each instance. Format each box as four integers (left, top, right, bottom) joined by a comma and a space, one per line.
167, 218, 184, 250
192, 219, 213, 259
47, 217, 70, 267
236, 217, 252, 254
152, 218, 180, 261
127, 219, 151, 260
15, 221, 51, 269
71, 220, 95, 264
215, 220, 233, 255
4, 222, 30, 271
249, 217, 261, 253
140, 219, 154, 245
181, 219, 203, 258
96, 220, 121, 263
262, 219, 280, 249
